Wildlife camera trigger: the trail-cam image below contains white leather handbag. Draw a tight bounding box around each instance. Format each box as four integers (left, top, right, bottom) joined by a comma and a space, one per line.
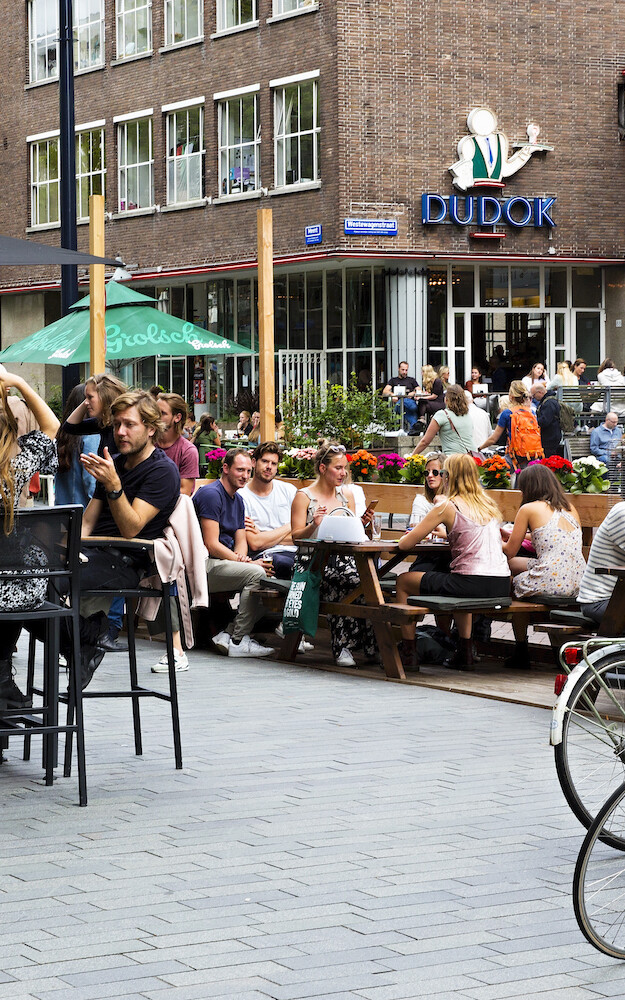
316, 506, 367, 543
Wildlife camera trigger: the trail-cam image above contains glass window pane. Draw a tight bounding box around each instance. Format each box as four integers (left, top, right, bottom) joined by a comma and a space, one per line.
306, 272, 323, 350
326, 271, 342, 349
374, 270, 386, 350
452, 266, 474, 307
576, 312, 601, 371
480, 266, 508, 307
274, 277, 287, 350
288, 274, 305, 350
511, 267, 540, 308
237, 280, 252, 349
346, 269, 371, 349
572, 267, 602, 308
545, 267, 567, 308
428, 268, 447, 347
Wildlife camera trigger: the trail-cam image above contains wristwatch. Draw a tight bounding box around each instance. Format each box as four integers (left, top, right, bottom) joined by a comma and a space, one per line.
106, 487, 123, 500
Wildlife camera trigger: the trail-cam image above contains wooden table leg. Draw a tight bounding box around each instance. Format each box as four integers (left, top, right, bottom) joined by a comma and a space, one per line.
353, 554, 406, 681
277, 630, 303, 662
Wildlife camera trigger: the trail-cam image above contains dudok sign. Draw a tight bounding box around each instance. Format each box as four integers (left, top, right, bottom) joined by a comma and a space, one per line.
422, 194, 556, 229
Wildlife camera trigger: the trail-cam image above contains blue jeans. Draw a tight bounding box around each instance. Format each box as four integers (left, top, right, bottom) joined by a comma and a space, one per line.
395, 397, 419, 429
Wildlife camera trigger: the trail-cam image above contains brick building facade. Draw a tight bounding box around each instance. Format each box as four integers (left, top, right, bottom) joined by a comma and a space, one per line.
0, 0, 624, 413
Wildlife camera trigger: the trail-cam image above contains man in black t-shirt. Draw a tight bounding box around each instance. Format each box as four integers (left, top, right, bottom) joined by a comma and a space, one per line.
77, 390, 180, 688
382, 361, 421, 433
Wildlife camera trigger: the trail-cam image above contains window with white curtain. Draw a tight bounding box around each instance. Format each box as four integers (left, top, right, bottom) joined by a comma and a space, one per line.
116, 0, 152, 59
118, 117, 153, 211
164, 0, 202, 46
274, 77, 319, 188
74, 0, 104, 70
273, 0, 316, 13
218, 93, 260, 196
28, 0, 58, 83
166, 106, 204, 204
217, 0, 256, 32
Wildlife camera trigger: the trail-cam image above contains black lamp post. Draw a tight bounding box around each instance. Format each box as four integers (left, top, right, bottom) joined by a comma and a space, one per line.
59, 0, 80, 400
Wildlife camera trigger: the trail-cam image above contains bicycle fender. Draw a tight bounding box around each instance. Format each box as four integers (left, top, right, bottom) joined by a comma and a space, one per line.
550, 662, 588, 746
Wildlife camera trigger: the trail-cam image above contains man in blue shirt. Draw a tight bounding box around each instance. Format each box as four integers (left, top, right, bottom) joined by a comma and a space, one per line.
193, 448, 274, 658
590, 412, 623, 466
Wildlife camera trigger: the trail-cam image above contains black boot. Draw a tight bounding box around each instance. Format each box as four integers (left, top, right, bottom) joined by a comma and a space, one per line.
504, 639, 531, 669
80, 645, 105, 691
398, 639, 419, 670
443, 638, 474, 671
0, 659, 32, 709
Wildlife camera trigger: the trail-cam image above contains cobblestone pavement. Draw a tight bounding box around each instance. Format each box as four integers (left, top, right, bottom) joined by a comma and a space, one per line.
2, 638, 625, 1000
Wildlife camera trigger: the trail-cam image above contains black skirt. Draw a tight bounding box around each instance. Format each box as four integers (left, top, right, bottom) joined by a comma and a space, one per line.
420, 572, 511, 599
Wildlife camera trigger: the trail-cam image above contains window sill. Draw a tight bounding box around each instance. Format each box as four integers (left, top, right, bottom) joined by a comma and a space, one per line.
210, 20, 259, 39
26, 222, 60, 232
111, 207, 157, 219
25, 77, 58, 91
269, 180, 321, 196
267, 5, 319, 25
213, 190, 263, 204
110, 51, 153, 67
75, 63, 105, 77
161, 200, 209, 212
158, 36, 204, 54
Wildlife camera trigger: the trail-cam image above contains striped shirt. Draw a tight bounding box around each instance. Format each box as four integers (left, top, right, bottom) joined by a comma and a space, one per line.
577, 502, 625, 604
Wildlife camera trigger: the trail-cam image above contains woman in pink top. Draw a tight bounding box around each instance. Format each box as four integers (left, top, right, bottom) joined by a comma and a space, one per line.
396, 453, 510, 669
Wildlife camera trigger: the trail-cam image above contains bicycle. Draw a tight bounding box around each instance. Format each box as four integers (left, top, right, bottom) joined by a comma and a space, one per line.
551, 636, 625, 849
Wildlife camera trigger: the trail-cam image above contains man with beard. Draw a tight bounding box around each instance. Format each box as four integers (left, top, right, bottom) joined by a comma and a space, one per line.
78, 390, 180, 688
242, 441, 297, 580
156, 392, 199, 496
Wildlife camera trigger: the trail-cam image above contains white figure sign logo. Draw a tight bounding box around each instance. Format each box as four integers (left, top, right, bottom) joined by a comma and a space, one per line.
449, 107, 552, 192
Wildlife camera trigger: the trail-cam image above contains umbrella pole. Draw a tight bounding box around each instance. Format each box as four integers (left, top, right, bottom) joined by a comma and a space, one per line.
257, 207, 275, 444
89, 195, 106, 375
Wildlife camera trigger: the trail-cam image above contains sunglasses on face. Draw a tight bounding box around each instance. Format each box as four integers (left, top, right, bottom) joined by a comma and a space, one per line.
426, 469, 442, 478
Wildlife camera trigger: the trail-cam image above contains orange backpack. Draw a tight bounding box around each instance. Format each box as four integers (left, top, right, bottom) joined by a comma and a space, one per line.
507, 407, 544, 462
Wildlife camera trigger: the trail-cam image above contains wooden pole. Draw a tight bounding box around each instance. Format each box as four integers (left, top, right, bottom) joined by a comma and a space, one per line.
89, 194, 106, 374
257, 207, 275, 443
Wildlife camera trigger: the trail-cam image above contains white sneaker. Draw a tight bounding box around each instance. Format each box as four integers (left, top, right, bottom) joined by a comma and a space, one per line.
336, 648, 356, 667
298, 638, 314, 653
228, 636, 275, 658
212, 630, 231, 655
275, 623, 285, 639
151, 649, 189, 673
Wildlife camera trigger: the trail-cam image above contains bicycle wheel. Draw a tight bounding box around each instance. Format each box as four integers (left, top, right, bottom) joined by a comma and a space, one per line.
574, 780, 625, 959
555, 651, 625, 846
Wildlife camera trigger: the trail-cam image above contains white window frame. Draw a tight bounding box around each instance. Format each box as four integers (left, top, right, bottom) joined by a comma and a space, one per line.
164, 0, 203, 46
217, 89, 261, 197
116, 0, 152, 60
28, 0, 58, 84
76, 124, 106, 221
74, 0, 105, 70
117, 116, 154, 212
273, 74, 320, 188
272, 0, 316, 14
29, 134, 60, 227
165, 104, 205, 205
216, 0, 257, 32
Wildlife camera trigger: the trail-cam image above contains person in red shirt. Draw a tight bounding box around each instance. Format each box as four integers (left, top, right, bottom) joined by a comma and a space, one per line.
156, 393, 199, 496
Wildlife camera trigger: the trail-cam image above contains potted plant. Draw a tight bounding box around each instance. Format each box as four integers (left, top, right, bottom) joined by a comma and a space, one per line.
478, 454, 512, 489
401, 454, 427, 485
570, 456, 610, 494
348, 449, 378, 482
376, 453, 406, 484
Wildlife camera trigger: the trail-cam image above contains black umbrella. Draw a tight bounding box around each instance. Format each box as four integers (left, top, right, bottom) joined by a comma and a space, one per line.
0, 234, 118, 267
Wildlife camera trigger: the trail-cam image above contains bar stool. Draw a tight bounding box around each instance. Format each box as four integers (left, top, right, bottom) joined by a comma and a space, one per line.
0, 505, 87, 806
62, 536, 183, 773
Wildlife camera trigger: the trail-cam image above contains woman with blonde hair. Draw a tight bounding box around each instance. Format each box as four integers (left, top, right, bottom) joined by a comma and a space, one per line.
291, 440, 376, 667
412, 384, 476, 456
416, 364, 445, 425
396, 453, 510, 668
0, 364, 60, 708
479, 379, 543, 470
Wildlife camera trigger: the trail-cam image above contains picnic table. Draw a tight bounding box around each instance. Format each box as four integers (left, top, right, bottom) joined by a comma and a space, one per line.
276, 538, 449, 681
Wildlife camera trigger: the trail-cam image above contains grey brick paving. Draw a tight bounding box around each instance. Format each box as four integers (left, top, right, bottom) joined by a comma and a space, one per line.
1, 637, 625, 999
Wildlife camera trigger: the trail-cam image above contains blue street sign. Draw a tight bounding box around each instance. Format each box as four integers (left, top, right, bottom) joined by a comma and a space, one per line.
305, 225, 322, 245
344, 218, 398, 236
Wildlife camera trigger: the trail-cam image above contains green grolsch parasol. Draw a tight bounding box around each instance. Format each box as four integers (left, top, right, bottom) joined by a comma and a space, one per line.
0, 281, 251, 366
